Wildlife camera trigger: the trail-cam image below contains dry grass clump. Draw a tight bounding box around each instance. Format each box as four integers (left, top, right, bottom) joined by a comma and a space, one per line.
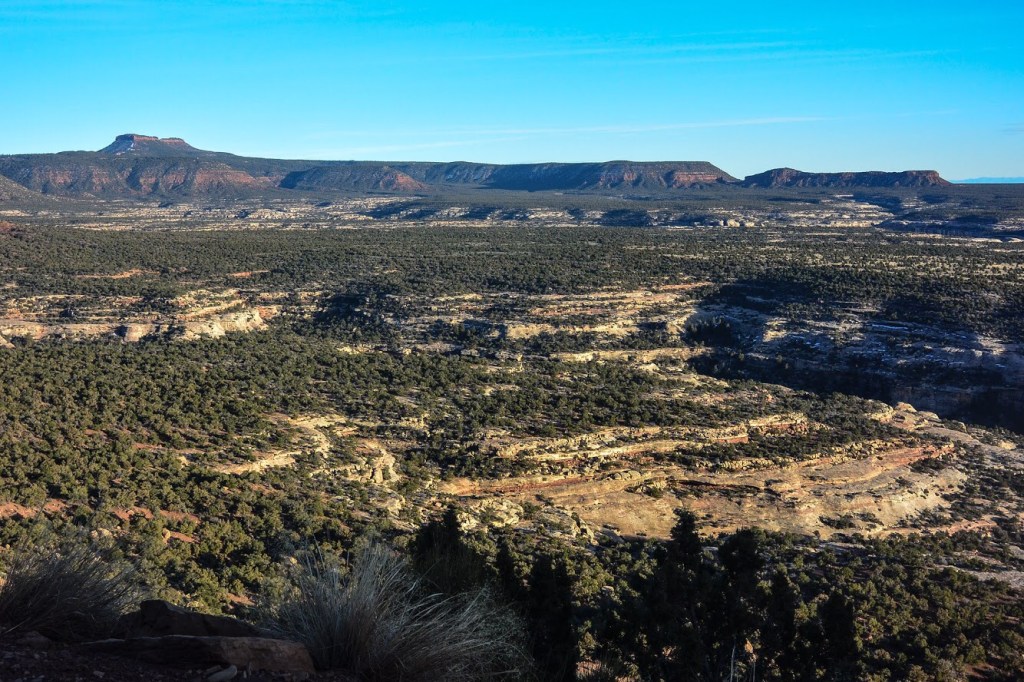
263, 544, 529, 680
0, 540, 143, 642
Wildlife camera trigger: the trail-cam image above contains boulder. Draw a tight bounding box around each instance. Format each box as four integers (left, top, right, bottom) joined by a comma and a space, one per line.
116, 599, 266, 639
15, 630, 54, 650
81, 635, 316, 674
208, 664, 239, 681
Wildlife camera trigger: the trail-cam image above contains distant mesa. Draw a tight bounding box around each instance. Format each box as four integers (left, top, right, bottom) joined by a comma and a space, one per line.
0, 134, 955, 200
742, 168, 950, 188
282, 160, 735, 193
0, 134, 268, 199
475, 161, 736, 191
955, 177, 1024, 184
100, 134, 203, 156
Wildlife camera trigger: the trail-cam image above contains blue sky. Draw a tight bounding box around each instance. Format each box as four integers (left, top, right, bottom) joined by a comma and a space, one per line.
0, 1, 1021, 178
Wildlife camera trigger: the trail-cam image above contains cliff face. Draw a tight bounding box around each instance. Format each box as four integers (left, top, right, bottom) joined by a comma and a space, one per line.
280, 165, 429, 193
0, 142, 736, 198
282, 160, 735, 193
482, 161, 736, 190
742, 168, 950, 188
0, 156, 271, 197
403, 160, 733, 189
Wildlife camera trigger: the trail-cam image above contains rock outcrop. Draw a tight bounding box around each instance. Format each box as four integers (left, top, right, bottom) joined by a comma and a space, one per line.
82, 600, 316, 674
116, 600, 267, 639
81, 635, 316, 674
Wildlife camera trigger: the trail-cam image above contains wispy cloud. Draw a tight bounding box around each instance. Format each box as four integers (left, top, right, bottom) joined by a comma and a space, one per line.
454, 40, 800, 63
384, 35, 944, 69
0, 1, 177, 31
310, 136, 529, 158
448, 117, 830, 136
1005, 123, 1024, 135
619, 47, 945, 67
0, 0, 137, 18
0, 0, 393, 30
308, 116, 830, 143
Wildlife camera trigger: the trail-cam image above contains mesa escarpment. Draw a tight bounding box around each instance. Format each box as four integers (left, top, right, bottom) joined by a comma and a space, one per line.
280, 161, 736, 193
0, 134, 954, 200
0, 157, 273, 198
743, 167, 950, 188
280, 164, 430, 193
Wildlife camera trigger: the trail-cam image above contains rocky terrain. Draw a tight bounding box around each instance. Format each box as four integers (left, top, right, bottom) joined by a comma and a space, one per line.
7, 181, 1021, 239
1, 262, 1018, 549
0, 598, 347, 681
0, 287, 280, 346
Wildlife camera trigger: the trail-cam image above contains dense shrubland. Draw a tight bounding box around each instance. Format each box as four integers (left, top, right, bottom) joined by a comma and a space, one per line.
3, 515, 1023, 679
1, 224, 1022, 338
0, 537, 143, 641
406, 509, 1024, 681
1, 221, 1023, 678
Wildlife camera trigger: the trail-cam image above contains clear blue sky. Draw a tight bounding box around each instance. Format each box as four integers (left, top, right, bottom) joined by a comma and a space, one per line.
1, 1, 1021, 178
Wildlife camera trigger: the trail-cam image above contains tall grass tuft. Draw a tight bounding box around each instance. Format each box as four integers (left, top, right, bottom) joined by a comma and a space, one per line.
0, 539, 143, 642
263, 544, 530, 680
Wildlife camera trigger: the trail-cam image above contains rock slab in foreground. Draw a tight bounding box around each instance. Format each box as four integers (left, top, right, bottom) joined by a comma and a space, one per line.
81, 635, 316, 674
117, 599, 268, 638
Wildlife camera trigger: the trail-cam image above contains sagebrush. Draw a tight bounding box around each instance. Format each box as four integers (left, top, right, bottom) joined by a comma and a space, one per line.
0, 539, 143, 641
263, 544, 530, 680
